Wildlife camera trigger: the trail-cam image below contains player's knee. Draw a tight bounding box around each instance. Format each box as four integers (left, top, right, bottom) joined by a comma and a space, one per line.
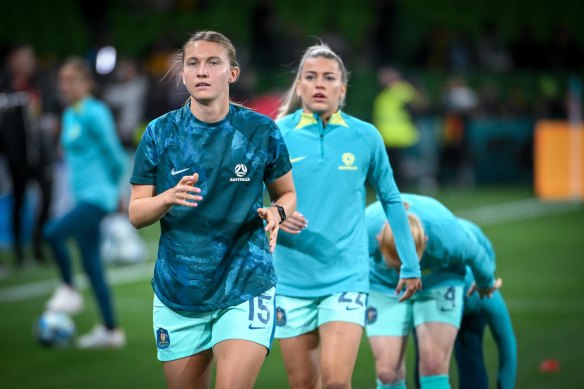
289, 372, 320, 389
376, 367, 404, 384
420, 358, 448, 376
322, 378, 350, 389
321, 363, 352, 389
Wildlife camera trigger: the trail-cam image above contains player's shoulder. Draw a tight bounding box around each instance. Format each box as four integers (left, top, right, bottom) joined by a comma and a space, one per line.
341, 112, 378, 134
404, 194, 458, 227
340, 111, 383, 147
457, 218, 483, 237
81, 97, 111, 116
232, 103, 274, 124
230, 103, 278, 134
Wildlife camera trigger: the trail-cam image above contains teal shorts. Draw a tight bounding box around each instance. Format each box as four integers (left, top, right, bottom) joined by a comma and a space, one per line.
153, 286, 276, 362
365, 286, 463, 337
274, 292, 368, 339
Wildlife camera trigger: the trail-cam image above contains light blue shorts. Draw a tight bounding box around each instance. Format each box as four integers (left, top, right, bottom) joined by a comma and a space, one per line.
274, 292, 368, 339
153, 287, 276, 362
365, 286, 463, 337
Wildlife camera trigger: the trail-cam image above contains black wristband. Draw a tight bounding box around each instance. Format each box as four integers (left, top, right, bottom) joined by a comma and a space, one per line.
273, 204, 286, 224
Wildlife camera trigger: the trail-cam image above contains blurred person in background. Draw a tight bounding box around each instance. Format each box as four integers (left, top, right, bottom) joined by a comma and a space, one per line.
103, 58, 149, 209
0, 44, 59, 268
535, 75, 567, 120
413, 26, 450, 71
128, 31, 296, 388
143, 35, 189, 123
476, 21, 512, 73
372, 66, 424, 189
448, 31, 475, 73
439, 75, 478, 187
44, 57, 127, 348
274, 44, 421, 389
103, 58, 149, 148
365, 195, 501, 389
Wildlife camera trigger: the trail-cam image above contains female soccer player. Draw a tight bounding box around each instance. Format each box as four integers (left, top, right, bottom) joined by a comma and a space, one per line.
413, 220, 517, 389
128, 31, 296, 389
274, 44, 421, 389
453, 219, 517, 389
44, 57, 127, 348
365, 195, 501, 389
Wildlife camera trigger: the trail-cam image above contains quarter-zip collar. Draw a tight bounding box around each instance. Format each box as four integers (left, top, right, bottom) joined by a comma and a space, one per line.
294, 109, 348, 130
290, 109, 348, 158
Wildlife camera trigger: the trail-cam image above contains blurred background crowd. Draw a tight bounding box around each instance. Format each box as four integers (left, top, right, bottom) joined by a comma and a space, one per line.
0, 0, 583, 267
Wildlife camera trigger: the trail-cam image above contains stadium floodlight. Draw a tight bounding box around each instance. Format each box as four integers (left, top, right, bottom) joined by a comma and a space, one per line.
96, 46, 117, 75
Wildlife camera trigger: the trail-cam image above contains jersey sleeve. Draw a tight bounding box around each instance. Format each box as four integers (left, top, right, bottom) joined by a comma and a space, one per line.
465, 242, 496, 289
482, 291, 517, 389
366, 129, 420, 279
130, 123, 158, 185
89, 103, 127, 183
460, 218, 498, 274
441, 222, 496, 289
263, 121, 291, 184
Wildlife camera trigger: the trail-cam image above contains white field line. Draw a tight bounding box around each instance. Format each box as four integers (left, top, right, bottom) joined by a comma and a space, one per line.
0, 261, 154, 304
456, 198, 582, 227
0, 197, 582, 306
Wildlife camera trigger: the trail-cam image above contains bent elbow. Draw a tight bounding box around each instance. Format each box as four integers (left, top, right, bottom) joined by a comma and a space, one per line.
128, 216, 142, 229
128, 209, 144, 229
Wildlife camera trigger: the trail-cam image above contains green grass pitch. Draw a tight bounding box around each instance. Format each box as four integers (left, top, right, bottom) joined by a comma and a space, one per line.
1, 187, 583, 388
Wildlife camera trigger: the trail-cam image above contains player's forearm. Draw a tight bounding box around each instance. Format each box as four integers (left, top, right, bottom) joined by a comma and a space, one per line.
496, 327, 518, 389
267, 171, 296, 220
485, 293, 517, 389
128, 193, 173, 229
384, 201, 421, 278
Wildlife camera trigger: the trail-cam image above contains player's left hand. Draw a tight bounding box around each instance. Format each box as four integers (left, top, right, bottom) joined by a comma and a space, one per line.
395, 277, 422, 302
279, 211, 308, 234
467, 277, 503, 298
257, 207, 280, 253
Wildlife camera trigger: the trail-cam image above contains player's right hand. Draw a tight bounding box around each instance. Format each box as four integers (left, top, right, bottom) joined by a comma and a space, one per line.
467, 277, 503, 299
396, 277, 422, 302
279, 211, 308, 234
166, 173, 203, 207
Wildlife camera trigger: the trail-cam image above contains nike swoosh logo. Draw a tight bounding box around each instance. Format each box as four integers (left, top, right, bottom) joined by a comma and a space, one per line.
248, 324, 268, 330
346, 306, 360, 311
290, 156, 307, 163
171, 168, 189, 175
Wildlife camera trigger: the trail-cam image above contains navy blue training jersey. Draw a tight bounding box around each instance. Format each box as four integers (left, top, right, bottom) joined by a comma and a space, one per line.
131, 103, 291, 312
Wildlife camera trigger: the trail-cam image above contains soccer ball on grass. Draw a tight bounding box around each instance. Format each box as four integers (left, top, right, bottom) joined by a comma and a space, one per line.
33, 311, 75, 348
